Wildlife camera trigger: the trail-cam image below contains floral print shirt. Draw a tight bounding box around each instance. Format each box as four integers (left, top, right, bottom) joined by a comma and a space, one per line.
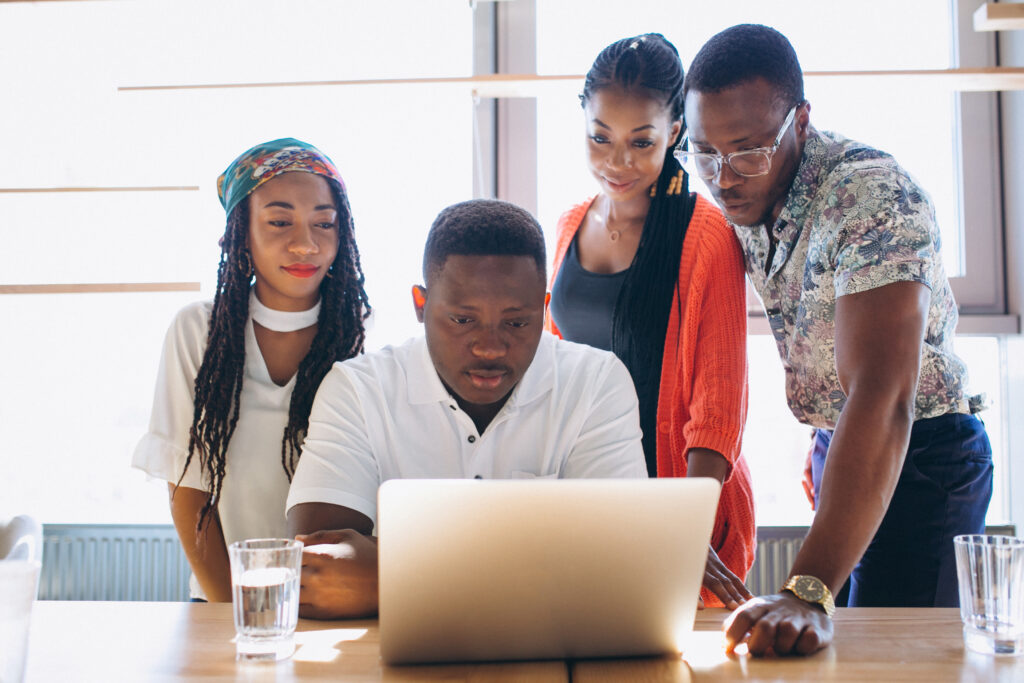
734, 127, 979, 429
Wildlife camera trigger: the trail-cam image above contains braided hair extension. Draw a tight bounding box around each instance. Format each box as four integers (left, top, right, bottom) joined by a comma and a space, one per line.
582, 34, 695, 474
281, 181, 370, 478
180, 179, 370, 530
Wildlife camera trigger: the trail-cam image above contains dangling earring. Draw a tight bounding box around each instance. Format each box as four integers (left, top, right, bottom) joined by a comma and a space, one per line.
671, 170, 684, 195
649, 183, 657, 197
325, 265, 334, 279
239, 249, 254, 279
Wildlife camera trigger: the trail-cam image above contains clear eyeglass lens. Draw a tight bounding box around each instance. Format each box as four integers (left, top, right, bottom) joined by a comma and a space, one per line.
729, 151, 771, 176
679, 151, 772, 178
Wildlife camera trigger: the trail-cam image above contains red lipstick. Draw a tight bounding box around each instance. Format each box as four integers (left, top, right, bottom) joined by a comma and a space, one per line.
282, 264, 319, 278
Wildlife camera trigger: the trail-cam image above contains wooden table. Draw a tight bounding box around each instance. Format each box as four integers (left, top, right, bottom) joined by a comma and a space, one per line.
23, 602, 1024, 682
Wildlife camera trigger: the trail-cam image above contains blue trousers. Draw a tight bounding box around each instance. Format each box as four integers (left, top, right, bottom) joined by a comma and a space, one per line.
811, 412, 993, 607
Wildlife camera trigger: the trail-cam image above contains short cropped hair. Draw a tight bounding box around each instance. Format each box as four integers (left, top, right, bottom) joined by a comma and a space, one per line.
422, 199, 546, 284
683, 24, 804, 108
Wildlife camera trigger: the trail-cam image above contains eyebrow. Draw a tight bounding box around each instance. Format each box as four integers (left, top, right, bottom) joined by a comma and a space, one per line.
262, 201, 336, 211
447, 304, 530, 313
592, 118, 656, 133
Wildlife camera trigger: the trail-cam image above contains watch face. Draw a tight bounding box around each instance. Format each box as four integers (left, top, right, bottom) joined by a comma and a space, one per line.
795, 576, 825, 600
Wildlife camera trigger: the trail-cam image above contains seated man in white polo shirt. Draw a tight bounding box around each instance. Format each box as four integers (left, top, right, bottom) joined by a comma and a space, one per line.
286, 199, 647, 619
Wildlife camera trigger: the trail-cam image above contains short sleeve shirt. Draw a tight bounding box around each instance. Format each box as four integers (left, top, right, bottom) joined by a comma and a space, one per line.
132, 300, 294, 597
733, 127, 977, 429
286, 334, 648, 528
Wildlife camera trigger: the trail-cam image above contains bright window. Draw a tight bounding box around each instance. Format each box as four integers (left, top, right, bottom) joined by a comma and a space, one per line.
0, 0, 474, 523
532, 0, 1007, 524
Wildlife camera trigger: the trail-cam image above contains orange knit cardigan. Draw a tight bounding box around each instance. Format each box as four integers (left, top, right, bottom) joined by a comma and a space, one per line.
546, 194, 756, 606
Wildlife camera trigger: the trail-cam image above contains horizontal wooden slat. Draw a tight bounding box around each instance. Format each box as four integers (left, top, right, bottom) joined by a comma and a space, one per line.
974, 2, 1024, 31
118, 68, 1024, 96
0, 186, 199, 194
0, 282, 201, 294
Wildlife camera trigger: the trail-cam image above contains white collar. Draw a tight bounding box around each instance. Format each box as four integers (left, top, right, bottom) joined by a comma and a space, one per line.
249, 289, 320, 332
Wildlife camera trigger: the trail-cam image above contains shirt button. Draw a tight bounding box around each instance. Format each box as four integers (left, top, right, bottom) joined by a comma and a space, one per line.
659, 422, 671, 434
449, 405, 457, 411
468, 435, 476, 443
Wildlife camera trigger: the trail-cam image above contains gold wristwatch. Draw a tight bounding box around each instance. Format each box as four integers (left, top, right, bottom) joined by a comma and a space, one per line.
781, 575, 836, 618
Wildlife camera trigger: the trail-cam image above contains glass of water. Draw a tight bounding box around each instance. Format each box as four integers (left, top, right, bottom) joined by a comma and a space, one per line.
228, 538, 303, 661
954, 534, 1024, 656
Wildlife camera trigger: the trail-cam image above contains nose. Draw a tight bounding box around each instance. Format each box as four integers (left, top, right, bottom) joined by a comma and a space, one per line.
607, 144, 632, 170
289, 222, 320, 255
471, 325, 508, 360
711, 159, 745, 191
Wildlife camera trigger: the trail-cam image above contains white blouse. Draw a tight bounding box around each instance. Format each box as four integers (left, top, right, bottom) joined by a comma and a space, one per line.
132, 299, 296, 598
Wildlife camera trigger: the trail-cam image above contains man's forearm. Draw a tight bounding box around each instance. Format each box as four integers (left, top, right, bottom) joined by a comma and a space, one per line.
787, 392, 914, 592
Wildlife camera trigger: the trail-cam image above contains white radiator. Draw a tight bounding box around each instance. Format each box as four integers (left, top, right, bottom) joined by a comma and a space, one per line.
744, 527, 806, 596
39, 523, 1014, 602
39, 524, 190, 601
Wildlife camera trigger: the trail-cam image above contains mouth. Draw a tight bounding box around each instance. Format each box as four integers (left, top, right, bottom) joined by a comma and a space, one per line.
602, 177, 638, 193
718, 197, 751, 216
282, 264, 319, 278
465, 368, 509, 390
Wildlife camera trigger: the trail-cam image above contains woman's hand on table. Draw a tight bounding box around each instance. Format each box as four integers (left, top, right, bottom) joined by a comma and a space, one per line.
295, 529, 379, 620
722, 592, 833, 656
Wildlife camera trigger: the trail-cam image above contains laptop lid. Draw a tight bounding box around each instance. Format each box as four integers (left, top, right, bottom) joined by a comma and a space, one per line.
378, 478, 720, 664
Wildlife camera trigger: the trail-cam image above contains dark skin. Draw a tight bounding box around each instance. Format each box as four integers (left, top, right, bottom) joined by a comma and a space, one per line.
288, 254, 548, 619
685, 78, 929, 656
579, 85, 751, 609
168, 173, 335, 602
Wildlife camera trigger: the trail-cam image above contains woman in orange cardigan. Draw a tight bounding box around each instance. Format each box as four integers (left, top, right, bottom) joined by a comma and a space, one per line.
546, 34, 755, 609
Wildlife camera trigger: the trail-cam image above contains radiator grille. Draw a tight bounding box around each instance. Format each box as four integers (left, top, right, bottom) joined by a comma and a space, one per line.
38, 523, 1016, 602
744, 526, 806, 596
39, 524, 190, 601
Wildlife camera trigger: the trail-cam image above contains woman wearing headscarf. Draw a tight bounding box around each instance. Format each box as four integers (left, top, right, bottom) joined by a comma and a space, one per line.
133, 138, 370, 601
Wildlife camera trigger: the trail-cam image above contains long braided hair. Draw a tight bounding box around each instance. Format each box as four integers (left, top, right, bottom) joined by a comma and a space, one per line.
582, 34, 695, 475
181, 179, 370, 529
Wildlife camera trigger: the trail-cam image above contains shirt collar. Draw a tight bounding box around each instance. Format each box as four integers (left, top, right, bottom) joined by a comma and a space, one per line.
775, 125, 829, 232
405, 333, 555, 408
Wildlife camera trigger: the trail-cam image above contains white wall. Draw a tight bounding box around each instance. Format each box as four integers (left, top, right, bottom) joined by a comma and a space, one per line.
999, 27, 1024, 527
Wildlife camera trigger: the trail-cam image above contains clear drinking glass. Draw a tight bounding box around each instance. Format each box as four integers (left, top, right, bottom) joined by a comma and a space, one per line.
954, 534, 1024, 656
228, 539, 303, 661
0, 559, 41, 683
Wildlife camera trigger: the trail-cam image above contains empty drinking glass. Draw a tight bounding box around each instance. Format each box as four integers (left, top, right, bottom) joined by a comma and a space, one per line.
954, 534, 1024, 656
228, 539, 303, 661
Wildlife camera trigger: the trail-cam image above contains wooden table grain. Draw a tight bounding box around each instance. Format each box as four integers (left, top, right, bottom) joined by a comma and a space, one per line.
23, 601, 566, 682
573, 608, 1024, 682
22, 603, 1024, 682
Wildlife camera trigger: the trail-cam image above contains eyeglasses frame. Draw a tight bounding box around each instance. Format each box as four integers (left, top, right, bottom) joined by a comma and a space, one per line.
674, 102, 802, 179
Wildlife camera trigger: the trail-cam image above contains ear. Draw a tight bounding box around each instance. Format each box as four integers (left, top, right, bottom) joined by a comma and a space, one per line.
412, 285, 427, 323
795, 101, 811, 145
669, 119, 683, 147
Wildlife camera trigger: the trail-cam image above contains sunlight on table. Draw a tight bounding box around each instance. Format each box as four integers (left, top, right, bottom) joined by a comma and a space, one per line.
291, 628, 369, 663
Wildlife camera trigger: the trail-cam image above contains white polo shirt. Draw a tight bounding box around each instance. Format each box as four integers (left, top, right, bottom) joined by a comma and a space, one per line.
286, 334, 647, 527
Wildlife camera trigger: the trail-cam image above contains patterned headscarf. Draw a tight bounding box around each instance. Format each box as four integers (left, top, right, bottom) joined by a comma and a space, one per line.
216, 138, 346, 216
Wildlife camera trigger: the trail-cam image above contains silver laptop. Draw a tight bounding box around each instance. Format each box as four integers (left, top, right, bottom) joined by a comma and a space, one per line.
377, 478, 720, 664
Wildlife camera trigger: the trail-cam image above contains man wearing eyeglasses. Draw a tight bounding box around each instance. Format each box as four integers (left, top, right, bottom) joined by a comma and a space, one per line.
680, 24, 992, 657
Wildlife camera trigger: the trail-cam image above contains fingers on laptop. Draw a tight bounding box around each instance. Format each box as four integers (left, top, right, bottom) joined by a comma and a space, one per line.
297, 529, 380, 620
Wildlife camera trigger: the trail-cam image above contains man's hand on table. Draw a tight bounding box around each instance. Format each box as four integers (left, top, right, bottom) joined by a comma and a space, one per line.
295, 529, 379, 620
700, 545, 753, 610
723, 592, 833, 656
